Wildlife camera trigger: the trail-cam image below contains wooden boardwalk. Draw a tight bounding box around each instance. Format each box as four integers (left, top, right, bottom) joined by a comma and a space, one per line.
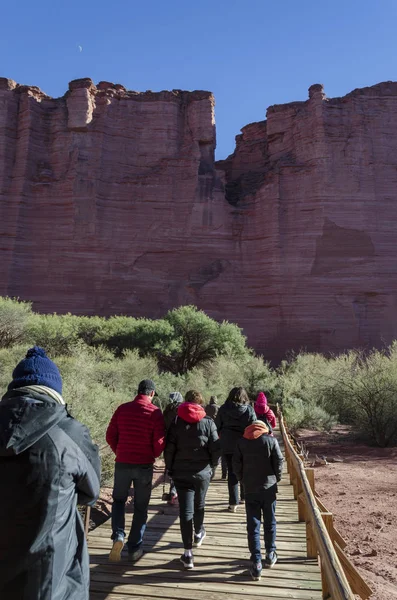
88, 442, 323, 600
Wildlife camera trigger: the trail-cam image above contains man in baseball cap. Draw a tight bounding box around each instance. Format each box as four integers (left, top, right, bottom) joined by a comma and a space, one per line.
106, 379, 165, 562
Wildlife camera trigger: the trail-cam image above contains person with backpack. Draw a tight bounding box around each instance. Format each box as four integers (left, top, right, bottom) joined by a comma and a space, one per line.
254, 392, 276, 430
233, 420, 284, 581
163, 391, 184, 504
106, 379, 165, 563
215, 387, 256, 512
0, 347, 101, 600
164, 390, 221, 569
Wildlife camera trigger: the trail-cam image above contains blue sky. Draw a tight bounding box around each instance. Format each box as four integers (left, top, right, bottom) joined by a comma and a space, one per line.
2, 0, 397, 158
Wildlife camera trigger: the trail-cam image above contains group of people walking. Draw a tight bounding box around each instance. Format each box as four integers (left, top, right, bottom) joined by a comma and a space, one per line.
0, 346, 284, 600
106, 378, 283, 580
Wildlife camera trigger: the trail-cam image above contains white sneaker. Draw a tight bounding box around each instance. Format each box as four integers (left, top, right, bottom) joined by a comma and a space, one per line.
228, 505, 238, 513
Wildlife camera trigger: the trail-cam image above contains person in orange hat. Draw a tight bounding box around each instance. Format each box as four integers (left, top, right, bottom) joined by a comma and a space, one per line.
233, 420, 283, 581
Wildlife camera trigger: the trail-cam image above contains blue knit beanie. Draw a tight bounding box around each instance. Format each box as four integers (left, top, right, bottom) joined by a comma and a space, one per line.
8, 346, 63, 395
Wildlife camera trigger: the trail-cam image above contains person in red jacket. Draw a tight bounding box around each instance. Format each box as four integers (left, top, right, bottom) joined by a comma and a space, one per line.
254, 392, 276, 430
106, 379, 165, 563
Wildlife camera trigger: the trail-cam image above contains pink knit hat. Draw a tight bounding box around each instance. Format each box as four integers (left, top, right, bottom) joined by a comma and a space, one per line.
254, 392, 268, 414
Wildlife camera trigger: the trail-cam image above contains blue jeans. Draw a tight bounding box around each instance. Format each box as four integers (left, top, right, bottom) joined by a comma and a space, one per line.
245, 490, 277, 563
111, 462, 153, 552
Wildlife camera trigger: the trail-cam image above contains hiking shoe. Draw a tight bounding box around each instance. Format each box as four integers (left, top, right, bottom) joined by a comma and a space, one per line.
109, 538, 124, 562
128, 547, 144, 562
180, 553, 194, 569
193, 528, 206, 547
228, 505, 238, 513
264, 551, 277, 568
249, 561, 262, 581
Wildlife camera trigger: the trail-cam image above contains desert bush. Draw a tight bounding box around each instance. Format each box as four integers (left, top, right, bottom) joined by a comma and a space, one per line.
331, 348, 397, 447
241, 354, 280, 402
279, 352, 340, 432
159, 305, 249, 374
93, 316, 176, 357
26, 313, 81, 355
0, 297, 32, 348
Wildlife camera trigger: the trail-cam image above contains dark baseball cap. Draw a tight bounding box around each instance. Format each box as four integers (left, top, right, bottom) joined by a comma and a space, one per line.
138, 379, 157, 395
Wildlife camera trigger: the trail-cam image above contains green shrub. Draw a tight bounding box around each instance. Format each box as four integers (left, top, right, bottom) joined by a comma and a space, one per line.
159, 305, 249, 374
26, 313, 81, 356
0, 297, 32, 348
332, 348, 397, 447
93, 316, 175, 357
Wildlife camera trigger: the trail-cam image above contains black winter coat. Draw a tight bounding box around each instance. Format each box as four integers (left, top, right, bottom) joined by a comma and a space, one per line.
232, 433, 284, 495
0, 389, 101, 600
215, 400, 257, 454
164, 403, 221, 477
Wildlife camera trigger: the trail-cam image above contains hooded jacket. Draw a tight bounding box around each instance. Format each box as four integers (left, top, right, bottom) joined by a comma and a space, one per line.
254, 392, 277, 429
215, 400, 257, 454
232, 422, 284, 496
205, 399, 219, 420
164, 402, 221, 477
0, 388, 100, 600
163, 399, 182, 431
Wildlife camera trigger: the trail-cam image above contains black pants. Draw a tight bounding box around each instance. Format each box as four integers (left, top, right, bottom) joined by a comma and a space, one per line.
221, 454, 228, 478
174, 472, 211, 550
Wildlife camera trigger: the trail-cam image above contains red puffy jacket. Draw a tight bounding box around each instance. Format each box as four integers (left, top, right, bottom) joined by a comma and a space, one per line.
106, 395, 165, 464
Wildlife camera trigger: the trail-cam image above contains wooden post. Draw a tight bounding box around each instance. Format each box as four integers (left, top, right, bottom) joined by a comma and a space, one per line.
306, 521, 317, 558
321, 512, 334, 599
298, 491, 306, 522
305, 468, 315, 493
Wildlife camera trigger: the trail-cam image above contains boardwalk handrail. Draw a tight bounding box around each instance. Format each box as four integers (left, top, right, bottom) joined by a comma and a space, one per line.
277, 404, 372, 600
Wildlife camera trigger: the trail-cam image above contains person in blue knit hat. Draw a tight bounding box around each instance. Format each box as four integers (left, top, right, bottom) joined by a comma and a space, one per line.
8, 345, 64, 399
0, 347, 101, 600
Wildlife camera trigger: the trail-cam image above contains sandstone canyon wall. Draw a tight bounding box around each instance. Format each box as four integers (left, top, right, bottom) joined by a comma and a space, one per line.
1, 77, 397, 359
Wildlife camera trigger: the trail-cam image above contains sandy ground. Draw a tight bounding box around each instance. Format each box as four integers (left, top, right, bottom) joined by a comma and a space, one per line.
296, 427, 397, 600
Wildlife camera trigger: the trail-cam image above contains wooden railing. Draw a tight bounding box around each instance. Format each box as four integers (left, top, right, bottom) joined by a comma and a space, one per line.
278, 405, 372, 600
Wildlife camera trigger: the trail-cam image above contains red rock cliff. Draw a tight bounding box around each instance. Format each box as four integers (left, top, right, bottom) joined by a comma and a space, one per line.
1, 77, 397, 359
217, 82, 397, 357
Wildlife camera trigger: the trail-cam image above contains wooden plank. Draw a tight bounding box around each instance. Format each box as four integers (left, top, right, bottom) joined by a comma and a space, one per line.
91, 588, 319, 600
89, 538, 310, 560
90, 573, 323, 599
89, 438, 324, 600
89, 555, 322, 579
314, 501, 347, 551
333, 543, 373, 600
89, 564, 322, 590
